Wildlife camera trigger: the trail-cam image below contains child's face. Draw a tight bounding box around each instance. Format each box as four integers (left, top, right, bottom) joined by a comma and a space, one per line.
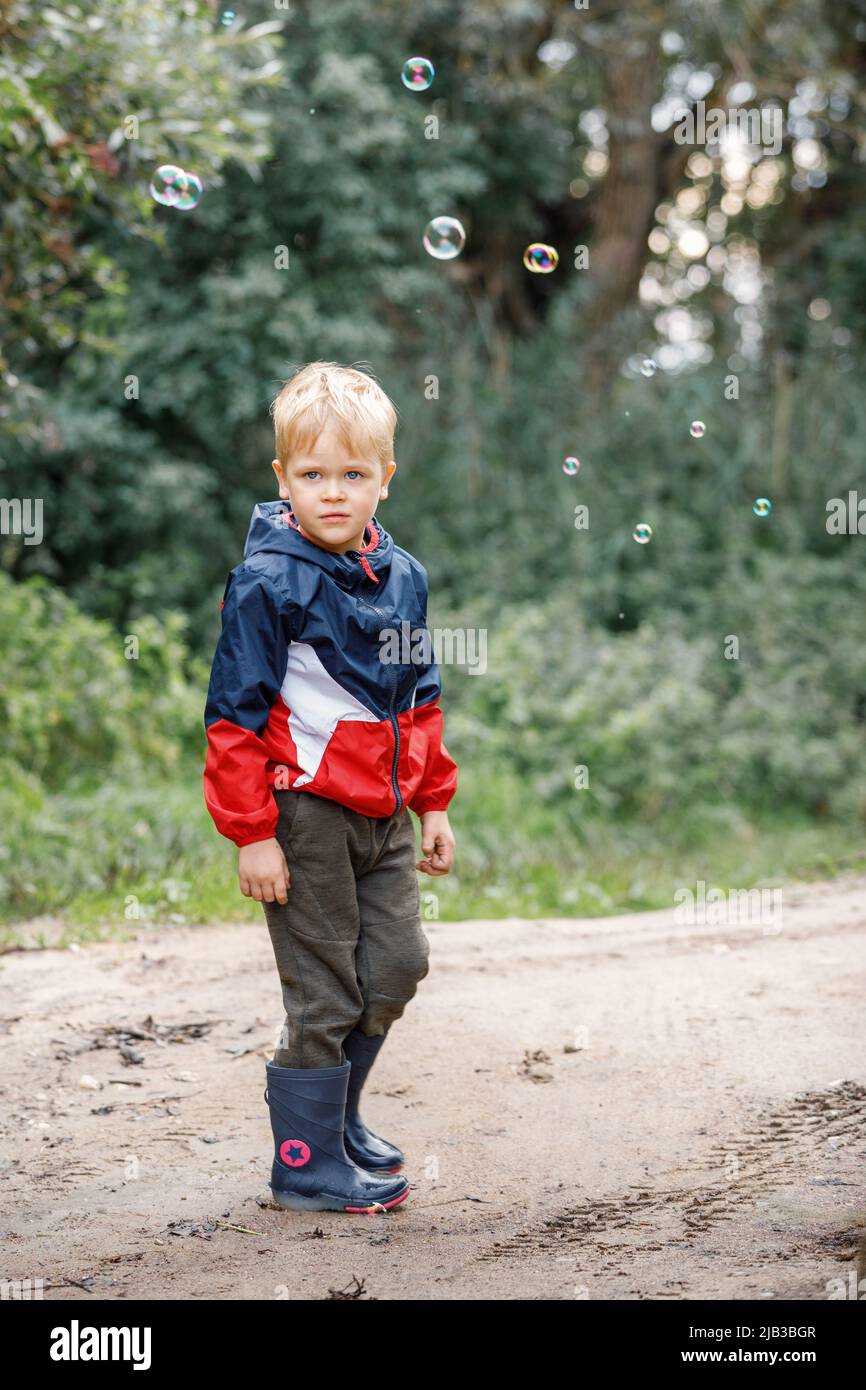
271, 419, 396, 554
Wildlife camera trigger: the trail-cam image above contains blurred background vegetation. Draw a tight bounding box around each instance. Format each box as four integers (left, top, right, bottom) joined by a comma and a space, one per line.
2, 0, 865, 938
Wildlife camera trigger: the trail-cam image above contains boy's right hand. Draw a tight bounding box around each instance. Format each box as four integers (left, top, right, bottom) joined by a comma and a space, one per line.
238, 838, 291, 904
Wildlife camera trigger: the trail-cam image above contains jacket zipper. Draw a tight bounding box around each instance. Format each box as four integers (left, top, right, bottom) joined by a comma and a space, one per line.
387, 662, 402, 814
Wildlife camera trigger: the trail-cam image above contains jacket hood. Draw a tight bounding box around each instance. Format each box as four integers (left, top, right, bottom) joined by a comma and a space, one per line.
243, 501, 394, 587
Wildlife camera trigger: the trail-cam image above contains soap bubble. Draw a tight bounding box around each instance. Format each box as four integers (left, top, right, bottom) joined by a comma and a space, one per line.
149, 164, 186, 207
402, 57, 435, 91
689, 420, 706, 438
220, 9, 236, 25
640, 357, 658, 377
633, 523, 653, 544
562, 456, 580, 475
523, 242, 559, 273
149, 164, 203, 210
423, 216, 466, 260
753, 497, 772, 517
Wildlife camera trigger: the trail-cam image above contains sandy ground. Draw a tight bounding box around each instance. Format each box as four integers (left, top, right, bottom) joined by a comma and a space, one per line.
1, 872, 865, 1302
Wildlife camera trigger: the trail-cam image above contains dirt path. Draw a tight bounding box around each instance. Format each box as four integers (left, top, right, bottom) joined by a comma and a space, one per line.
2, 873, 865, 1301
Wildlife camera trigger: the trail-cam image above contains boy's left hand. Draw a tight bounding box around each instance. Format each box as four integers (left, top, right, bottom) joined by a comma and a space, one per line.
415, 810, 455, 875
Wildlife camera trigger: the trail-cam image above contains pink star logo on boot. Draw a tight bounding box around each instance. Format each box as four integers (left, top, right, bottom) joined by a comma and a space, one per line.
279, 1139, 311, 1167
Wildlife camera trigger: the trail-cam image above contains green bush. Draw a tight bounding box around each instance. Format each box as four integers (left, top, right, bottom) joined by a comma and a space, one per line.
448, 548, 866, 823
0, 572, 207, 789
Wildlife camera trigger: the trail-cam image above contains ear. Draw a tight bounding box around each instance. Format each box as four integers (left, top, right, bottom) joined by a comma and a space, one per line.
271, 458, 291, 498
380, 459, 396, 497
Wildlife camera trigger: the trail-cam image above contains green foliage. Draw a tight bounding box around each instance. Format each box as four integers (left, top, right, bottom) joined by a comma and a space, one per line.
0, 572, 206, 787
0, 0, 864, 929
0, 0, 281, 401
447, 548, 866, 824
1, 561, 865, 930
3, 760, 865, 936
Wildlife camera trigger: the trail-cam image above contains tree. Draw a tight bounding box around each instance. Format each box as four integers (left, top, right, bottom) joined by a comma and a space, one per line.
0, 0, 282, 428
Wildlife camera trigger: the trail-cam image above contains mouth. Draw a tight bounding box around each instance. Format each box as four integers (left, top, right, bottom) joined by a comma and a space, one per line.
320, 513, 349, 521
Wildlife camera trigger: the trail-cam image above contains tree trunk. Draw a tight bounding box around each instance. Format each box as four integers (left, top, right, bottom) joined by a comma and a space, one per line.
586, 38, 661, 392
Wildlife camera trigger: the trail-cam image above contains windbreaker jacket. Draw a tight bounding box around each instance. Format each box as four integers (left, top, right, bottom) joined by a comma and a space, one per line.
203, 502, 458, 846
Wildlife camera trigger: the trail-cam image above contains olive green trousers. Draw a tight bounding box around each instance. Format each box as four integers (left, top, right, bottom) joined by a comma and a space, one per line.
261, 789, 430, 1068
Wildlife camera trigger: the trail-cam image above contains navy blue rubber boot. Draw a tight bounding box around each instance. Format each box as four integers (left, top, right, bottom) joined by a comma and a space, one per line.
264, 1060, 410, 1213
341, 1027, 404, 1174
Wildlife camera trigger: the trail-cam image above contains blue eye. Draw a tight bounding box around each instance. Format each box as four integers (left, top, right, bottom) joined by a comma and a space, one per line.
303, 470, 363, 480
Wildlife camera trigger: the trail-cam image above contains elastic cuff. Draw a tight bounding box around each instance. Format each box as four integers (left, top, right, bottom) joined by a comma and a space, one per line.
234, 830, 277, 848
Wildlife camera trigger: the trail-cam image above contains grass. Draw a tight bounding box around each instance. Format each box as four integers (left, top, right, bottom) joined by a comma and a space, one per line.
1, 768, 865, 949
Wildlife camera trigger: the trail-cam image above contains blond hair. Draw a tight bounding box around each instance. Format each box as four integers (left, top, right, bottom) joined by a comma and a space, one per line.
270, 361, 398, 473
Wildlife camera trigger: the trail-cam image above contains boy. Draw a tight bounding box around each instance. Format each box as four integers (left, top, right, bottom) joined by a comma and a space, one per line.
202, 361, 458, 1214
